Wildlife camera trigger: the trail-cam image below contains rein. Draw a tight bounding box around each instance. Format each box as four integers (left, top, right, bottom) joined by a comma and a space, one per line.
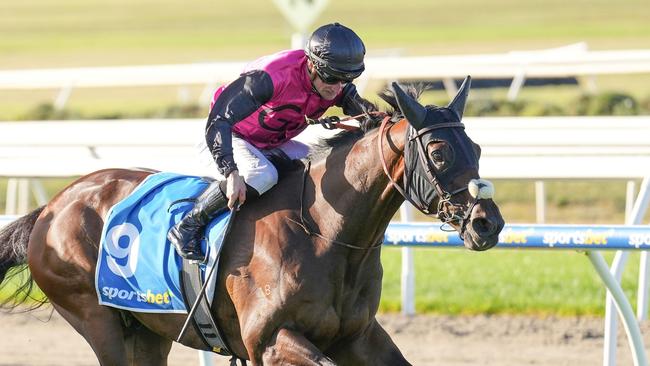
305, 111, 386, 131
377, 116, 476, 239
286, 160, 383, 251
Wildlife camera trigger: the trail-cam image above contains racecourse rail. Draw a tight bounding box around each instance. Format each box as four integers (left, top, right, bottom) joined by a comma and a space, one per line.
386, 223, 650, 250
2, 116, 650, 366
1, 43, 650, 105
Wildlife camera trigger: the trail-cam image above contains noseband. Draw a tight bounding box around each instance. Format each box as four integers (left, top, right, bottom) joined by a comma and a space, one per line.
378, 116, 478, 238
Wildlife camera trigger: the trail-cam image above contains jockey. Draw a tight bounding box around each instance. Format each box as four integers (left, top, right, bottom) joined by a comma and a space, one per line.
168, 22, 376, 261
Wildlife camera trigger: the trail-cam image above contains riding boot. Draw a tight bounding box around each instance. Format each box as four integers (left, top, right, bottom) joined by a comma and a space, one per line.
167, 181, 228, 261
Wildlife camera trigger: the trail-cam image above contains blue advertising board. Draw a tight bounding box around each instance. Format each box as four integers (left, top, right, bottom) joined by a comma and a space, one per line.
384, 223, 650, 250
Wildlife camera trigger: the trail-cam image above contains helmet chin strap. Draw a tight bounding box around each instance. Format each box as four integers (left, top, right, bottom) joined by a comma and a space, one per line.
306, 62, 323, 97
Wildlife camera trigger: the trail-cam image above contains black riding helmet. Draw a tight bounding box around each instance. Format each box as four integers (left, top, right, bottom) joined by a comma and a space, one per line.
305, 23, 366, 83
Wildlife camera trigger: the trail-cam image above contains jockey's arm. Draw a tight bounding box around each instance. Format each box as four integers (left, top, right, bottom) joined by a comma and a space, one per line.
205, 70, 273, 206
338, 83, 377, 117
205, 70, 273, 177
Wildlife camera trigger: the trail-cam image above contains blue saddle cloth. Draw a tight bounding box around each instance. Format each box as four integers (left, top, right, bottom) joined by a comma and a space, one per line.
95, 172, 231, 313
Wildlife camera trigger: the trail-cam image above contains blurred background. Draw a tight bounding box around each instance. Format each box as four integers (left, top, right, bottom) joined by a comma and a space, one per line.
2, 0, 650, 317
2, 0, 649, 122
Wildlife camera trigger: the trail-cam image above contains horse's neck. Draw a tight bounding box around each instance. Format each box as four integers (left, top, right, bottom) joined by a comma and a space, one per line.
309, 121, 407, 248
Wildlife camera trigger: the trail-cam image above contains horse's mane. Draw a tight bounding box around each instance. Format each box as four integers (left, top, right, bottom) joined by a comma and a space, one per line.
307, 84, 424, 162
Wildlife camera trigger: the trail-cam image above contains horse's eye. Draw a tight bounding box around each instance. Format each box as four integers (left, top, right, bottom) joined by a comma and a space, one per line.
431, 150, 444, 163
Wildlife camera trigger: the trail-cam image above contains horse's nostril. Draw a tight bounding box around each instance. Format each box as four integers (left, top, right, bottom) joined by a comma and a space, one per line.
472, 218, 496, 236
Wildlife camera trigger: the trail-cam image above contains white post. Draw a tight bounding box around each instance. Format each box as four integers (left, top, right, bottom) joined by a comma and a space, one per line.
30, 179, 50, 206
630, 179, 650, 321
603, 176, 650, 366
626, 181, 636, 218
588, 251, 647, 366
400, 203, 416, 315
628, 178, 650, 309
585, 75, 598, 94
603, 251, 630, 366
442, 78, 458, 99
534, 181, 545, 224
507, 69, 526, 101
5, 178, 18, 215
639, 252, 650, 321
18, 179, 30, 214
54, 84, 73, 110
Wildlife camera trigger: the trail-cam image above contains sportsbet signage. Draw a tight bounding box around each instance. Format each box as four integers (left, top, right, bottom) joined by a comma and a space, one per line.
384, 223, 650, 250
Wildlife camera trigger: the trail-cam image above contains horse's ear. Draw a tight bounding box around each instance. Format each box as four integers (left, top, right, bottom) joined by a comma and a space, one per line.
392, 82, 427, 129
447, 75, 472, 121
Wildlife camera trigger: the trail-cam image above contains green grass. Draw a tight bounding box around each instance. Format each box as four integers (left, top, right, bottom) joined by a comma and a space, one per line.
379, 248, 641, 315
0, 266, 47, 307
2, 0, 649, 69
394, 179, 643, 225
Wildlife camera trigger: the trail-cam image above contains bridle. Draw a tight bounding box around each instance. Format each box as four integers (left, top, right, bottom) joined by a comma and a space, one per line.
377, 115, 478, 239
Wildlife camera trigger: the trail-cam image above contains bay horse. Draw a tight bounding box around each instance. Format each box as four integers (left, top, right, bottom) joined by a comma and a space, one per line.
0, 77, 503, 365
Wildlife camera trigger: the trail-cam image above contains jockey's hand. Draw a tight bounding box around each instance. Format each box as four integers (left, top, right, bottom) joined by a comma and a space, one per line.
226, 170, 246, 210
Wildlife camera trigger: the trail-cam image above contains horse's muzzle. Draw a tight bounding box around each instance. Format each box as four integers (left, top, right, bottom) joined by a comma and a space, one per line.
463, 198, 504, 251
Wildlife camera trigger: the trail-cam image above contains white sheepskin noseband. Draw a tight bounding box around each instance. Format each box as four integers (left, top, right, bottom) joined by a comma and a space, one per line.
468, 179, 495, 199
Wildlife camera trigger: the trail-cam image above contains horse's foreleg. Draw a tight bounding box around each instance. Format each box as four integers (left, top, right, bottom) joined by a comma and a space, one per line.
327, 319, 411, 366
258, 328, 336, 366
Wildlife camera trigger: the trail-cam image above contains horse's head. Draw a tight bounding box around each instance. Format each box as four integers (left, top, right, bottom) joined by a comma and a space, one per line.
390, 76, 504, 251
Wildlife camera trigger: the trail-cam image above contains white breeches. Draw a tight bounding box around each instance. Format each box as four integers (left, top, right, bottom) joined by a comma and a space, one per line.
197, 137, 310, 194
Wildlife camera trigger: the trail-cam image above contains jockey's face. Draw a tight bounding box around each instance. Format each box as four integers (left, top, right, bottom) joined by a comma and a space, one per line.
314, 76, 345, 100
307, 61, 347, 101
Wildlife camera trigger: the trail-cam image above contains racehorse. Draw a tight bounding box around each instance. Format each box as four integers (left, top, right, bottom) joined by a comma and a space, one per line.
0, 77, 503, 365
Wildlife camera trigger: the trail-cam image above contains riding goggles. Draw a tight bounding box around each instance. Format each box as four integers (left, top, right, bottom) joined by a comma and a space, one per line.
316, 69, 353, 85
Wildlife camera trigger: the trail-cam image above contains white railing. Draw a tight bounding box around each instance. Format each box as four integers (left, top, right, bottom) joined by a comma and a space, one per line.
2, 116, 649, 179
1, 44, 650, 104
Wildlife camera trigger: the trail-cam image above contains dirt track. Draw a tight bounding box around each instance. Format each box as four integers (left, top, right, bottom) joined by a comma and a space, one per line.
1, 310, 648, 365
